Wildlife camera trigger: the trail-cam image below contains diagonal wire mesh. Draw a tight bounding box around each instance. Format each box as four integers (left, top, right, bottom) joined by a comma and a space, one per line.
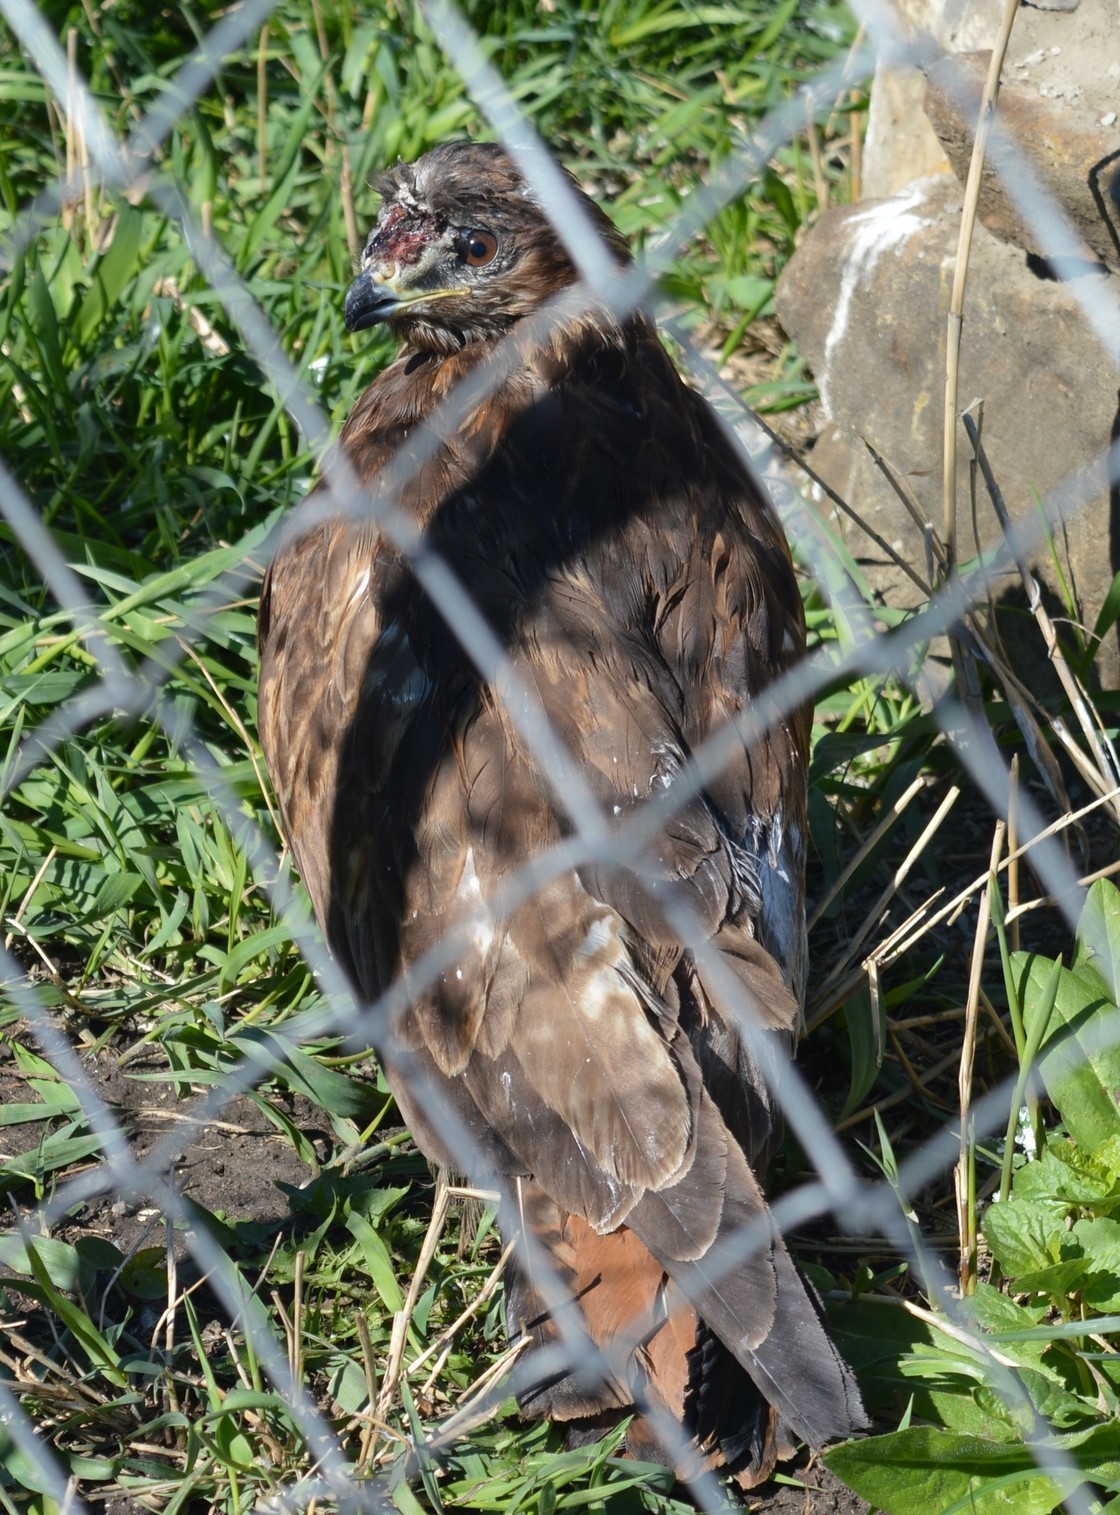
1, 0, 1120, 1510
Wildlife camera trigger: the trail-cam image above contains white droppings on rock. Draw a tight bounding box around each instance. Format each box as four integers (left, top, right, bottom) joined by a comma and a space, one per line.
820, 184, 932, 417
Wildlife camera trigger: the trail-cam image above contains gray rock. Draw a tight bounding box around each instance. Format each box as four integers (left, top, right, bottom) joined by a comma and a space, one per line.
891, 0, 1114, 109
774, 174, 1120, 680
891, 0, 1005, 52
863, 56, 951, 200
924, 51, 1120, 271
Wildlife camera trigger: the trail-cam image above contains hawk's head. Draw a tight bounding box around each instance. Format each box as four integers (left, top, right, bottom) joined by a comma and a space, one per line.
343, 141, 629, 354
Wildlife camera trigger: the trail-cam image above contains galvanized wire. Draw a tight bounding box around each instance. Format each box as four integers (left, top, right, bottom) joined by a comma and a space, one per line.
1, 1, 1118, 1511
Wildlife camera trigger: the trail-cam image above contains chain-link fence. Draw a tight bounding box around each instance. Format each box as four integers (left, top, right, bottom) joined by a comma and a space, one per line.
2, 0, 1119, 1510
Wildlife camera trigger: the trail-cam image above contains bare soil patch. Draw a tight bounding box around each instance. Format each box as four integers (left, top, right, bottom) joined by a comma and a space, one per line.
753, 1456, 870, 1513
0, 1037, 321, 1257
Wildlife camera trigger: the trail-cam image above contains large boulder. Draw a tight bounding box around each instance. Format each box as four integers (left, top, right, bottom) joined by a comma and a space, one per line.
776, 0, 1120, 682
775, 173, 1120, 678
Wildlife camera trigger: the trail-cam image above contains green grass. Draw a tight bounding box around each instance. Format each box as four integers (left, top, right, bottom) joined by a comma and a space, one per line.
0, 3, 871, 1510
5, 1, 1120, 1512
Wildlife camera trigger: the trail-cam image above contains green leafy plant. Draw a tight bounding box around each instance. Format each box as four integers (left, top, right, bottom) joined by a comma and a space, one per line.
829, 880, 1120, 1514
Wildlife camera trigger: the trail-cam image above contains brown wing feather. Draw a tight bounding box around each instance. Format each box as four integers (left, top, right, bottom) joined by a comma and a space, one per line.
257, 144, 864, 1487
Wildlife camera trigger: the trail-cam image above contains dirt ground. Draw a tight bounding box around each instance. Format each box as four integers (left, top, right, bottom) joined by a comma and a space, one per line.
748, 1459, 869, 1514
0, 1043, 322, 1255
0, 1040, 871, 1512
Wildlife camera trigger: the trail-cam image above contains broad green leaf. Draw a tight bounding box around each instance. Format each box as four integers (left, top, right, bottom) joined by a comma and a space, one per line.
1011, 950, 1120, 1151
65, 1455, 120, 1480
212, 1416, 255, 1471
1093, 575, 1120, 646
85, 870, 144, 919
9, 1044, 64, 1080
0, 1233, 90, 1293
1070, 1217, 1120, 1310
27, 260, 67, 390
392, 1484, 429, 1515
120, 1247, 169, 1302
74, 1235, 124, 1271
231, 1027, 376, 1122
611, 6, 756, 45
1013, 1258, 1096, 1299
219, 1387, 299, 1420
0, 1432, 63, 1497
967, 1285, 1049, 1366
73, 206, 145, 345
248, 1089, 319, 1167
217, 923, 293, 991
1014, 1137, 1120, 1214
839, 983, 882, 1119
0, 1101, 80, 1127
921, 1387, 1018, 1440
329, 1356, 372, 1415
341, 20, 381, 98
240, 155, 303, 265
0, 1127, 107, 1183
1073, 878, 1120, 1004
983, 1197, 1062, 1278
827, 1426, 1082, 1515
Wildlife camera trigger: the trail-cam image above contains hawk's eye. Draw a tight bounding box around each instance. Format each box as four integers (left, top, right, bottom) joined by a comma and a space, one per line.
456, 229, 498, 267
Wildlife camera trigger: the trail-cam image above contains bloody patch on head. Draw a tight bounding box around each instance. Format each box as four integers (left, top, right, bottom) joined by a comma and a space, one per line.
368, 204, 439, 269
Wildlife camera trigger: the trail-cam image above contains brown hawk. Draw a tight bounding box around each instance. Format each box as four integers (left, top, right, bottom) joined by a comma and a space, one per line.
257, 139, 865, 1487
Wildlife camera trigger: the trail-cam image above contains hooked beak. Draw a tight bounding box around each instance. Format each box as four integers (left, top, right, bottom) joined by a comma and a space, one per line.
344, 268, 401, 333
344, 265, 471, 334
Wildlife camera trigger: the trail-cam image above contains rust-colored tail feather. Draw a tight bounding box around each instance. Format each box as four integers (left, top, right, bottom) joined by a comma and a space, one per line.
506, 1175, 865, 1489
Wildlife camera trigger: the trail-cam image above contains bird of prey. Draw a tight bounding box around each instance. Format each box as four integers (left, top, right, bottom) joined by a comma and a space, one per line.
257, 139, 865, 1488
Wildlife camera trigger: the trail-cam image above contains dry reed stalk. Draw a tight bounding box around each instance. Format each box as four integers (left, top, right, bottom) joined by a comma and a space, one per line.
341, 143, 360, 259
808, 888, 945, 1033
871, 785, 1120, 970
377, 1177, 452, 1418
859, 434, 947, 586
955, 822, 1005, 1294
811, 784, 961, 1009
942, 0, 1021, 572
745, 406, 930, 603
809, 773, 927, 930
407, 1237, 517, 1384
963, 411, 1120, 822
1004, 856, 1120, 928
